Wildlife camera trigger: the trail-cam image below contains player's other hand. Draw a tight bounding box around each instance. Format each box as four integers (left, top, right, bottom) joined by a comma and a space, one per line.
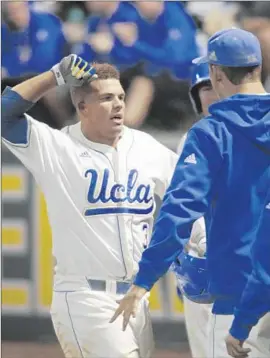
110, 285, 147, 331
225, 333, 251, 358
51, 54, 98, 87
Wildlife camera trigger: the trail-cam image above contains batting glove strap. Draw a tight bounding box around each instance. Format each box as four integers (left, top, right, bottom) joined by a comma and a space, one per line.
51, 64, 66, 86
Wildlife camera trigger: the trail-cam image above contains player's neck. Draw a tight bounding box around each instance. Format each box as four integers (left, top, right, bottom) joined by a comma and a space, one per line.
233, 82, 267, 95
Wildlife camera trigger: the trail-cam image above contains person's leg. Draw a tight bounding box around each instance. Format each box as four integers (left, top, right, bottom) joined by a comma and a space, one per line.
207, 313, 270, 358
247, 312, 270, 357
207, 313, 231, 358
131, 296, 155, 358
183, 296, 212, 357
51, 290, 142, 358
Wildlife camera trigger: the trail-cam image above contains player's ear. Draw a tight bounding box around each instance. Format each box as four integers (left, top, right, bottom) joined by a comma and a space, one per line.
78, 101, 87, 113
215, 66, 223, 82
210, 64, 222, 84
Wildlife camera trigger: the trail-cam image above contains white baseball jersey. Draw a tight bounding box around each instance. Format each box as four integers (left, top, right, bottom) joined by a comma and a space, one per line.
3, 115, 178, 290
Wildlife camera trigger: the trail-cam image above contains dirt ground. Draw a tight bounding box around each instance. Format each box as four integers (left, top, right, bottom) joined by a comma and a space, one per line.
2, 342, 192, 358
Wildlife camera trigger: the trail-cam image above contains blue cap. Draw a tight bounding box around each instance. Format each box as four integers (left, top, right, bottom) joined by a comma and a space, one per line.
191, 62, 210, 89
193, 28, 262, 67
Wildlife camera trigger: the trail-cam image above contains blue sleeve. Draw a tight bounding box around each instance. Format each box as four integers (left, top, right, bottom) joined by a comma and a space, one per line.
134, 128, 223, 290
229, 192, 270, 340
28, 12, 68, 72
1, 87, 35, 144
132, 4, 198, 66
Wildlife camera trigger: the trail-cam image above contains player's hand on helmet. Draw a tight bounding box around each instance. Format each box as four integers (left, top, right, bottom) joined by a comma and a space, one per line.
225, 334, 251, 358
51, 54, 98, 87
110, 285, 147, 331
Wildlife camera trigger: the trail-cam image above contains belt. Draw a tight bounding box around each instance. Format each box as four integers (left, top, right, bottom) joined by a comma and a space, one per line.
87, 279, 131, 295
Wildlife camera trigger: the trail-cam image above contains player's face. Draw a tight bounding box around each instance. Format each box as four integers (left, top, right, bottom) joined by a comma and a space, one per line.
3, 1, 30, 30
85, 1, 119, 14
82, 79, 125, 139
136, 2, 164, 19
198, 83, 218, 116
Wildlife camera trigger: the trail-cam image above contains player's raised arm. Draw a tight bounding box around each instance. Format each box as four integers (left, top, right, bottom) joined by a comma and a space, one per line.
10, 55, 97, 103
2, 54, 97, 140
11, 71, 57, 104
1, 54, 98, 177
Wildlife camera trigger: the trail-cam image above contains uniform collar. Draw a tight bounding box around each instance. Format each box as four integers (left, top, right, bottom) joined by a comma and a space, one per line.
68, 122, 133, 153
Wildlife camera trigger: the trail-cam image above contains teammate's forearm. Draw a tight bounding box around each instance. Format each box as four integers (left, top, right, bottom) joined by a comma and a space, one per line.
12, 71, 57, 103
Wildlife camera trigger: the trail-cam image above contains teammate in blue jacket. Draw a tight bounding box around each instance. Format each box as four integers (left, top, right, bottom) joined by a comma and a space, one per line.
75, 2, 140, 69
226, 189, 270, 357
132, 1, 198, 79
111, 28, 270, 357
2, 1, 67, 77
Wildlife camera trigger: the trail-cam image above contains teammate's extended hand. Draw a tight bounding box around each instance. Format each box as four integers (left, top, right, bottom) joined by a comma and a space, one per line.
110, 285, 147, 331
225, 333, 251, 358
51, 54, 98, 87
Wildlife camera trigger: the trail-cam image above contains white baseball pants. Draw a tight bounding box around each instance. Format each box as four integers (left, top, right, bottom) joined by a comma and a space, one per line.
183, 296, 212, 358
50, 289, 154, 358
207, 312, 270, 358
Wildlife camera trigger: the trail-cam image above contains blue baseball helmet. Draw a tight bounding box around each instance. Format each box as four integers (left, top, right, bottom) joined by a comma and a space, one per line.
189, 62, 211, 115
172, 251, 215, 304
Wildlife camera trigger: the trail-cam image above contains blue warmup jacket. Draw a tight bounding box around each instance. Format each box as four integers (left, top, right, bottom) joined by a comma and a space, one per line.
230, 189, 270, 339
133, 2, 198, 78
134, 94, 270, 314
2, 11, 66, 77
85, 2, 140, 68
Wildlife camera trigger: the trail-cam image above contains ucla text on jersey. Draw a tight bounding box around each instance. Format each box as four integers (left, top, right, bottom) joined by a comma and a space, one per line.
84, 169, 154, 216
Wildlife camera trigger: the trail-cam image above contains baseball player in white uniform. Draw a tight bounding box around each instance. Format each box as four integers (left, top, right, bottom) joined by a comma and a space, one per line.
175, 62, 217, 358
1, 54, 178, 358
